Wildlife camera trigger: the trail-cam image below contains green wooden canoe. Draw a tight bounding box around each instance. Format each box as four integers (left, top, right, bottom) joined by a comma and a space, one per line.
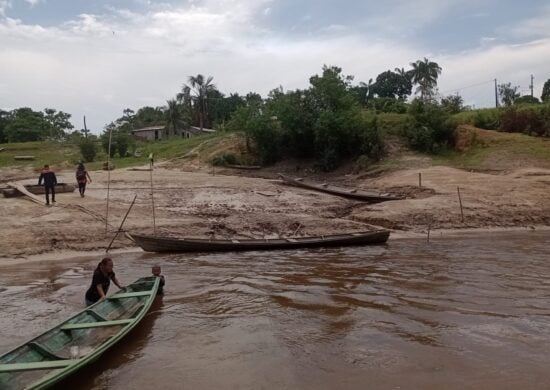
0, 276, 160, 390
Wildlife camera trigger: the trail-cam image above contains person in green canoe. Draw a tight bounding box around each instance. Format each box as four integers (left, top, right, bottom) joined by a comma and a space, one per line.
152, 264, 165, 295
85, 257, 124, 306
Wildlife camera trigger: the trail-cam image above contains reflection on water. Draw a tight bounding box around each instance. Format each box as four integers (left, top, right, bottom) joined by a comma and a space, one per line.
1, 231, 550, 389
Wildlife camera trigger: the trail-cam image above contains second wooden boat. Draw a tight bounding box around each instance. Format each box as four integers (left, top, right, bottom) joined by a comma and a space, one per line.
278, 174, 404, 203
225, 164, 262, 170
128, 230, 390, 253
0, 276, 160, 390
3, 183, 76, 198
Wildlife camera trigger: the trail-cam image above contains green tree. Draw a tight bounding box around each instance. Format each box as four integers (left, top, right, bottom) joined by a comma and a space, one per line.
372, 70, 412, 99
165, 99, 185, 136
515, 95, 540, 105
4, 108, 48, 142
79, 138, 98, 162
43, 108, 74, 139
440, 94, 465, 114
403, 99, 454, 152
409, 58, 442, 101
184, 74, 217, 130
542, 79, 550, 102
498, 83, 520, 106
0, 109, 9, 143
350, 79, 374, 106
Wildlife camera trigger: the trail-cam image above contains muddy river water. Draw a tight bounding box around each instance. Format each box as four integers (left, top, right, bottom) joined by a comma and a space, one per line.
1, 231, 549, 389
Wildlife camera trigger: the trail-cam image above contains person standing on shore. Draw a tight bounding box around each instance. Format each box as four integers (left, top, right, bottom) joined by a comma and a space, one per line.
76, 162, 92, 197
85, 257, 124, 306
38, 164, 57, 205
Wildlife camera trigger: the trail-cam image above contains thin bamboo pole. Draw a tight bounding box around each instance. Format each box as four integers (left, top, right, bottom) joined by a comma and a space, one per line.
106, 194, 138, 253
150, 165, 156, 233
457, 186, 465, 223
105, 127, 113, 233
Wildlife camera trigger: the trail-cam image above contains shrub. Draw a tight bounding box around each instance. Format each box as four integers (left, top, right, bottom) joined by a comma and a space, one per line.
499, 106, 550, 136
79, 138, 97, 162
368, 97, 408, 114
402, 100, 454, 153
211, 153, 239, 166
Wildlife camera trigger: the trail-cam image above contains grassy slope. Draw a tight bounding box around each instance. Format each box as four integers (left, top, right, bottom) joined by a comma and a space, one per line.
0, 132, 224, 171
1, 113, 549, 173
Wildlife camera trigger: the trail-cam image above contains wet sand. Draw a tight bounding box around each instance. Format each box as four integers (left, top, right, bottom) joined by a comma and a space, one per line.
1, 231, 549, 389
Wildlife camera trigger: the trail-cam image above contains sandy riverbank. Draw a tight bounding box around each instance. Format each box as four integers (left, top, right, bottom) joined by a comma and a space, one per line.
1, 163, 549, 263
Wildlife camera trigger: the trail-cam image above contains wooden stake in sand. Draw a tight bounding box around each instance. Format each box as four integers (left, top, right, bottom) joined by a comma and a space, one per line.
150, 165, 156, 233
106, 194, 138, 253
105, 126, 113, 233
457, 186, 465, 223
418, 172, 422, 188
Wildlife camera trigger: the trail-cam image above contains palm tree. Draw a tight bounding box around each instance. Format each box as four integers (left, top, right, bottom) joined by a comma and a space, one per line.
183, 74, 216, 131
165, 99, 183, 137
409, 58, 442, 101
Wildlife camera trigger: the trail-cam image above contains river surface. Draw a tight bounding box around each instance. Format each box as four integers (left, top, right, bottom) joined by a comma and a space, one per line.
1, 231, 549, 389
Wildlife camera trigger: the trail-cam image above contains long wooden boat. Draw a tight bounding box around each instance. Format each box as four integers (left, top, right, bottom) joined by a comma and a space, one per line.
3, 183, 75, 198
128, 230, 390, 253
0, 276, 160, 390
278, 174, 404, 203
225, 164, 262, 170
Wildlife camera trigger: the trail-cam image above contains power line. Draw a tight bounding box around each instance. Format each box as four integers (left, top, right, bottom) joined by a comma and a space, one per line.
439, 79, 495, 95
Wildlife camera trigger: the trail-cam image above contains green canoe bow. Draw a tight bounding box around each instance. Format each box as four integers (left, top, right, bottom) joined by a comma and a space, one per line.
0, 276, 160, 389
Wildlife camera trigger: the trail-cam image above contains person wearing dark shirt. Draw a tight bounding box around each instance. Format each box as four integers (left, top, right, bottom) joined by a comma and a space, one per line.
85, 257, 124, 306
75, 162, 92, 197
38, 164, 57, 205
152, 264, 165, 295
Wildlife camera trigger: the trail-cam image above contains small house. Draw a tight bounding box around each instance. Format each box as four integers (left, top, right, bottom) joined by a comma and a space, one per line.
131, 126, 166, 141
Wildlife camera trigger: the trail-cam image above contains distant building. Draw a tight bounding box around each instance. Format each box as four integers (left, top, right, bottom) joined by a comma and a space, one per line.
181, 126, 216, 138
131, 126, 166, 141
131, 125, 216, 141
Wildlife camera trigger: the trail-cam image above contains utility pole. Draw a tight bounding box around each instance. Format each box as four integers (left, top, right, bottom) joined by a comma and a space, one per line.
494, 79, 499, 108
530, 74, 534, 97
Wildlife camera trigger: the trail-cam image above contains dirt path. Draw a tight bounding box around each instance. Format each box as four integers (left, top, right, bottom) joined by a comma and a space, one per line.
1, 164, 549, 261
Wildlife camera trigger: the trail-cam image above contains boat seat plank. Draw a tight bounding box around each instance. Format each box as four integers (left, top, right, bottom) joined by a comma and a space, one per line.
85, 309, 109, 322
108, 291, 151, 299
286, 238, 298, 243
231, 239, 240, 243
28, 342, 64, 360
60, 319, 133, 330
0, 360, 76, 372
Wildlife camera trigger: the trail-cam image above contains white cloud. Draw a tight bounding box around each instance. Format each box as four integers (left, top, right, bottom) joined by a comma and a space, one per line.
0, 0, 11, 16
0, 0, 549, 132
24, 0, 42, 7
506, 5, 550, 39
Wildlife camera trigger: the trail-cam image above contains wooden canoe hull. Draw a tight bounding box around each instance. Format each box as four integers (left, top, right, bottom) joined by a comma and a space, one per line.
225, 164, 262, 170
0, 277, 160, 390
2, 184, 75, 198
278, 174, 404, 203
129, 230, 390, 253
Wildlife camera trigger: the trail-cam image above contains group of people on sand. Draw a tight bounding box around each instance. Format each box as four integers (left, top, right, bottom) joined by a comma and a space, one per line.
85, 257, 165, 306
37, 162, 92, 205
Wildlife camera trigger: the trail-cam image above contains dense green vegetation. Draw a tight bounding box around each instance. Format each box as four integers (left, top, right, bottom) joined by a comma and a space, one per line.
2, 62, 549, 170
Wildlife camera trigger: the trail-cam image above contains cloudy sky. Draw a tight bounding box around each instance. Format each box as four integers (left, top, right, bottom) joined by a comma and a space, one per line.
1, 0, 549, 132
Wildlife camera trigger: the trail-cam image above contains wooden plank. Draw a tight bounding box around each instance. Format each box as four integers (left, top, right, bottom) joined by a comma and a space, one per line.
0, 360, 75, 372
108, 291, 151, 299
6, 182, 44, 205
60, 319, 133, 330
286, 238, 298, 243
85, 309, 108, 322
28, 342, 64, 360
